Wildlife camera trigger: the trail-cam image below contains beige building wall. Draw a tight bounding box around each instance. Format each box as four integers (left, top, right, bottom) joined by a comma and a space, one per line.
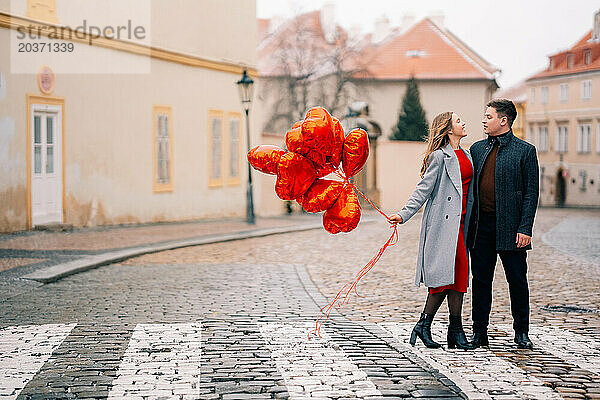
355, 79, 496, 147
0, 1, 258, 232
526, 71, 600, 207
377, 140, 428, 212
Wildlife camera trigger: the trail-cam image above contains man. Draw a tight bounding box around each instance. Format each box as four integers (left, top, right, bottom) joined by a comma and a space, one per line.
468, 99, 539, 349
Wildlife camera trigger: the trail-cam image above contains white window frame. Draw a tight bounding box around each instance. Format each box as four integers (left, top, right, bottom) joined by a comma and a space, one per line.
538, 126, 549, 152
567, 53, 574, 68
527, 124, 535, 144
559, 83, 569, 103
577, 123, 591, 153
581, 80, 592, 100
153, 105, 173, 192
208, 110, 225, 188
540, 86, 549, 104
226, 112, 242, 186
597, 123, 600, 154
556, 125, 568, 153
584, 50, 591, 65
530, 88, 535, 104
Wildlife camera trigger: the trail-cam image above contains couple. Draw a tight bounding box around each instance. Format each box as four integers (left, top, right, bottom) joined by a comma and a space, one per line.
389, 99, 539, 350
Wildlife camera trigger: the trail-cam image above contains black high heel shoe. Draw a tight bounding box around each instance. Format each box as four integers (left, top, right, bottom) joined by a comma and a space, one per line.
447, 315, 475, 350
409, 313, 442, 348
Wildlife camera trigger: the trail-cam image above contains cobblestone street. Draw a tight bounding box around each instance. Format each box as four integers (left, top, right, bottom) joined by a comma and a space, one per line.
0, 208, 599, 399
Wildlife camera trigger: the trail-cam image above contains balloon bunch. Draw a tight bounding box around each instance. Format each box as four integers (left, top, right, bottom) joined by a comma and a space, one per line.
248, 106, 398, 339
247, 107, 369, 233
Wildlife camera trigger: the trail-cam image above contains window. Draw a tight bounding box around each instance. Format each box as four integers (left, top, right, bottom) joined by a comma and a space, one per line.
530, 88, 535, 104
153, 105, 173, 192
208, 110, 224, 187
584, 49, 592, 65
597, 124, 600, 153
226, 112, 242, 185
559, 83, 569, 102
540, 86, 549, 104
527, 125, 535, 144
537, 126, 549, 152
577, 124, 591, 153
582, 80, 592, 100
556, 125, 568, 153
208, 111, 243, 187
567, 53, 574, 68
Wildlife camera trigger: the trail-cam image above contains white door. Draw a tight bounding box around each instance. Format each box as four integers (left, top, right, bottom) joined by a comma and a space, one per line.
31, 105, 63, 226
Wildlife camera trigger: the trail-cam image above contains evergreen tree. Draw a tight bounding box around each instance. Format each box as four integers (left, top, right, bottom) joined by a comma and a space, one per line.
390, 76, 428, 141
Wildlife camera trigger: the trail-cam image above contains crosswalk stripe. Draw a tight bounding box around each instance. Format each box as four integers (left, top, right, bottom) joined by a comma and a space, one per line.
380, 322, 561, 400
258, 321, 382, 399
107, 323, 202, 399
0, 323, 76, 400
501, 324, 600, 375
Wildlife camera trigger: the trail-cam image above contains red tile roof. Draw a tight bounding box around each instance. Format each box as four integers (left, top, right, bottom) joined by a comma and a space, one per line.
527, 31, 600, 80
360, 18, 498, 80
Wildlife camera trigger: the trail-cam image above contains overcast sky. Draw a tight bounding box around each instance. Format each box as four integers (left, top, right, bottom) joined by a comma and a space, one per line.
257, 0, 599, 89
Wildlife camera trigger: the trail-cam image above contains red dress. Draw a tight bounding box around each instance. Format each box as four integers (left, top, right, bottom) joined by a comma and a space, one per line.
429, 149, 473, 294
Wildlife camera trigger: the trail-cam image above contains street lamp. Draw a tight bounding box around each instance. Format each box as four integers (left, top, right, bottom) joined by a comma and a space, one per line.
237, 69, 255, 224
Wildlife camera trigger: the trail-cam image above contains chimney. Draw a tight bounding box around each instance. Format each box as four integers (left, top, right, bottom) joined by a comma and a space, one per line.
321, 1, 336, 43
593, 9, 600, 41
401, 13, 416, 33
429, 11, 445, 28
373, 16, 390, 44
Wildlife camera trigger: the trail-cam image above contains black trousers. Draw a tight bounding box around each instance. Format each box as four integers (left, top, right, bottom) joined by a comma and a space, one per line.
470, 212, 530, 333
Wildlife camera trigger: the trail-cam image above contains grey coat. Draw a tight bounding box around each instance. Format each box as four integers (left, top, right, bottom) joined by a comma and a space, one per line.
398, 144, 474, 288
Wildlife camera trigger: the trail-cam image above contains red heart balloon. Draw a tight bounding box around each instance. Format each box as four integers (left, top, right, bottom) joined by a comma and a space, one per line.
342, 128, 369, 178
329, 117, 345, 167
298, 107, 335, 167
323, 185, 361, 234
275, 152, 317, 200
247, 145, 286, 175
298, 179, 344, 213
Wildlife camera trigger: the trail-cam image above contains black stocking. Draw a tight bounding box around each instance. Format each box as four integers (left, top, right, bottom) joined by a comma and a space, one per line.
423, 291, 447, 315
447, 290, 464, 317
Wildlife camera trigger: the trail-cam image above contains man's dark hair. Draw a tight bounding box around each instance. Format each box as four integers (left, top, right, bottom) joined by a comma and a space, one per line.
487, 98, 517, 127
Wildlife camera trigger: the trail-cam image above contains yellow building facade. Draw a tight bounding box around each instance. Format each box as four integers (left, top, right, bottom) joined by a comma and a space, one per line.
525, 12, 600, 208
0, 0, 259, 232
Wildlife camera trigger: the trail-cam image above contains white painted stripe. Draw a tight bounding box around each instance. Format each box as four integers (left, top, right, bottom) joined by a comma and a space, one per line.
501, 324, 600, 375
381, 322, 560, 400
107, 323, 202, 399
0, 323, 76, 400
258, 322, 381, 399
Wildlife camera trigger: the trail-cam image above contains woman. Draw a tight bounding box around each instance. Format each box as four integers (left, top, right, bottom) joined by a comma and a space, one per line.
388, 112, 475, 350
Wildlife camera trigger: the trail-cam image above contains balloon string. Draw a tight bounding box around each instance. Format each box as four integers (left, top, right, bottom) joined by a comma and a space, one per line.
309, 169, 398, 339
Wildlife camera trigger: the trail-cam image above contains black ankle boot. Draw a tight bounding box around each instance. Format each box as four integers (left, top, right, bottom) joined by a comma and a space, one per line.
447, 315, 475, 350
410, 313, 441, 348
471, 331, 489, 348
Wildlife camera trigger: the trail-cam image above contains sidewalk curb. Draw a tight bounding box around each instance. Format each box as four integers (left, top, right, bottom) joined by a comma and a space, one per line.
22, 219, 378, 284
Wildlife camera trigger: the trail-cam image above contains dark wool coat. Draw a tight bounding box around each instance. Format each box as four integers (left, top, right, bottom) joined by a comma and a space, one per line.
467, 130, 540, 251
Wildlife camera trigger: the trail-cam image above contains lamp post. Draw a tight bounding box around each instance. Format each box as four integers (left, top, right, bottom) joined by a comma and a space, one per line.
237, 69, 255, 224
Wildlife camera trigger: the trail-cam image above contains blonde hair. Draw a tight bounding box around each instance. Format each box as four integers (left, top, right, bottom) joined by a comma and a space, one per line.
420, 111, 453, 178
